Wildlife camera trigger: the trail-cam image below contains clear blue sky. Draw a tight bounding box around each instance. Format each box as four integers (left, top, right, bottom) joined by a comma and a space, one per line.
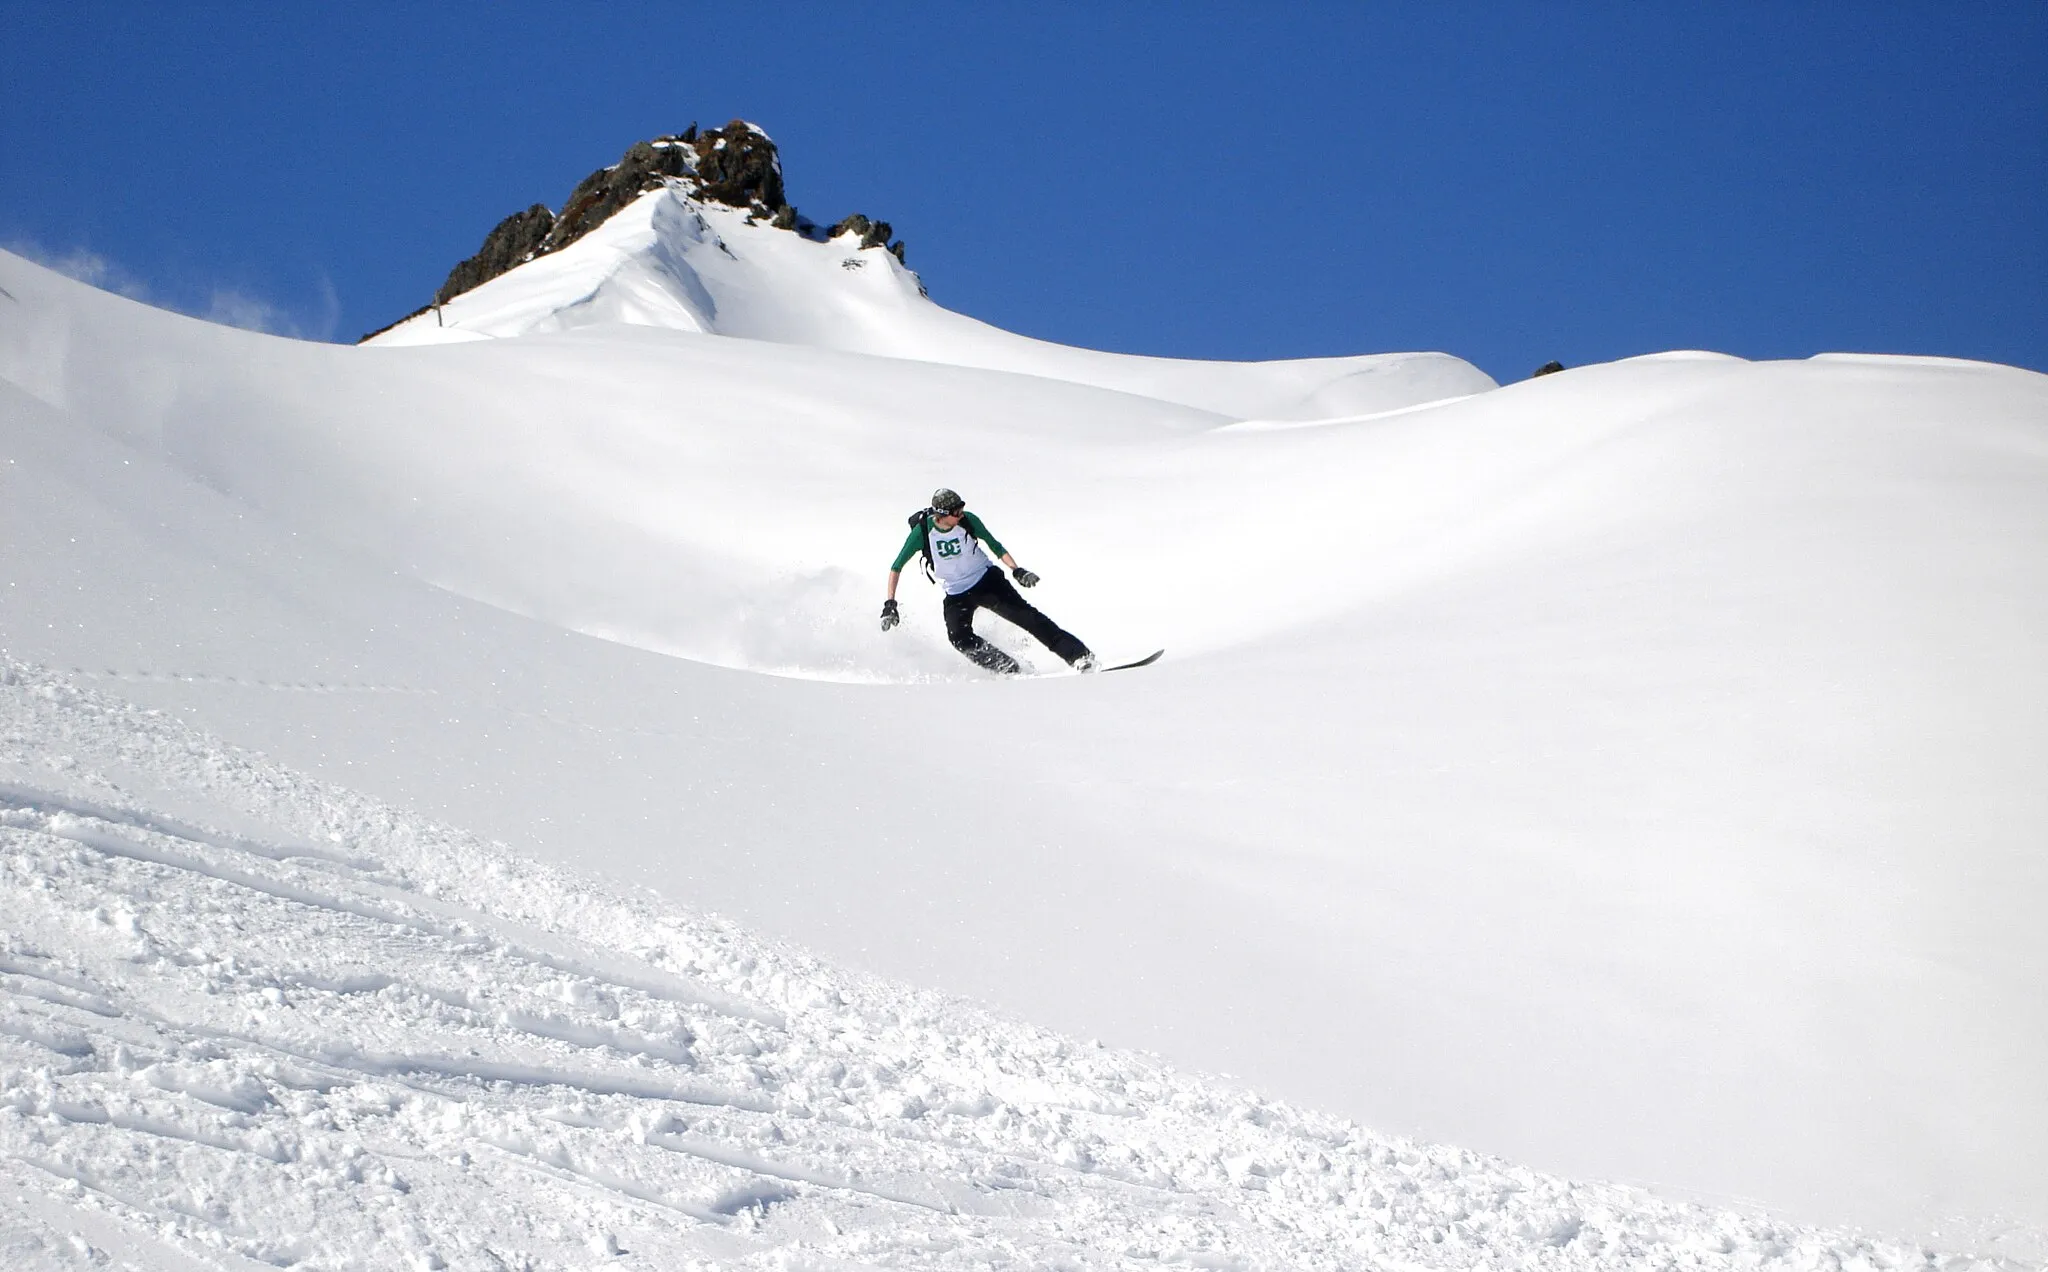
4, 2, 2043, 381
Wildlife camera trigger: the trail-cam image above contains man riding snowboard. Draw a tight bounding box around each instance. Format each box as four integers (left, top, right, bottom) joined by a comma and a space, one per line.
882, 488, 1095, 674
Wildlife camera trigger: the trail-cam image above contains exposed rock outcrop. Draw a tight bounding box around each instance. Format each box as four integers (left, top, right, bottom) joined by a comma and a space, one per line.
541, 124, 790, 261
437, 204, 556, 306
825, 214, 909, 263
1533, 360, 1567, 378
362, 120, 910, 341
828, 214, 889, 250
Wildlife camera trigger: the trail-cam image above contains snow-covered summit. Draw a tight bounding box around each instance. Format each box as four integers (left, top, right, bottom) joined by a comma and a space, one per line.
391, 121, 832, 326
364, 126, 1496, 419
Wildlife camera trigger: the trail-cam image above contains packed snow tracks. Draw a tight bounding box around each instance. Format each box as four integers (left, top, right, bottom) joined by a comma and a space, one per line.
0, 663, 1976, 1270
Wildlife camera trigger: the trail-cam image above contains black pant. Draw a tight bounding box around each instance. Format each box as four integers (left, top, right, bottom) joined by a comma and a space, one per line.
942, 569, 1090, 673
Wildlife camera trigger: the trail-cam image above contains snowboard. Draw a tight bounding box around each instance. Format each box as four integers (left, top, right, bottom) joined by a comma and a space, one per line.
1013, 650, 1163, 678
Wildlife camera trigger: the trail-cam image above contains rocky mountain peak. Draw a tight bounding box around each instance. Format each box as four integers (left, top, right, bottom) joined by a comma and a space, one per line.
363, 122, 909, 340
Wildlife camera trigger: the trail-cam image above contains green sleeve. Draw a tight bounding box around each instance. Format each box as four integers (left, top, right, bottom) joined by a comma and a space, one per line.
962, 511, 1007, 558
890, 522, 925, 571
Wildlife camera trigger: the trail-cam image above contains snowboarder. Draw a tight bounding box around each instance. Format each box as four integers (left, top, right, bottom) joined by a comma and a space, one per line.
881, 488, 1095, 675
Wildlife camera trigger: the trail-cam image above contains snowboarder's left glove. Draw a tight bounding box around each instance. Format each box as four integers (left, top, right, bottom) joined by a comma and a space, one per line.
1012, 567, 1040, 588
880, 599, 900, 631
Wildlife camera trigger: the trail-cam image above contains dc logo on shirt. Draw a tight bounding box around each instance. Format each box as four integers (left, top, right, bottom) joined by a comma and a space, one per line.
936, 538, 964, 557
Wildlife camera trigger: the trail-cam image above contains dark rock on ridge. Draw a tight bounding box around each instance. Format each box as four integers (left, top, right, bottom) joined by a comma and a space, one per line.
360, 120, 911, 341
688, 126, 786, 211
542, 126, 787, 262
1533, 360, 1566, 377
827, 214, 895, 251
437, 204, 556, 306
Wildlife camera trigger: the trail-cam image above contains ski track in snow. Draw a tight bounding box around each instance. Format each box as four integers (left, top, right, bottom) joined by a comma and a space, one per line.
62, 670, 438, 696
0, 662, 1983, 1271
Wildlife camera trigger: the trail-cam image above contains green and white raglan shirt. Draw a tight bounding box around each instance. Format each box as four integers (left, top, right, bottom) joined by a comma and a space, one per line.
891, 511, 1008, 596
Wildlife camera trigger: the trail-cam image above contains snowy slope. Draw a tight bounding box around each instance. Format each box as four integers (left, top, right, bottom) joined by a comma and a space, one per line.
364, 183, 1497, 420
0, 662, 1977, 1270
4, 238, 2047, 1267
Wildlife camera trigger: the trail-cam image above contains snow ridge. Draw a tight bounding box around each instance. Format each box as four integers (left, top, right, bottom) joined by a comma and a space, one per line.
0, 662, 1976, 1270
359, 187, 1496, 420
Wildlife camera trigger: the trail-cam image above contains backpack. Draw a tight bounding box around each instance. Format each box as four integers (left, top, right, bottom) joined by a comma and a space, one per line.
906, 508, 937, 583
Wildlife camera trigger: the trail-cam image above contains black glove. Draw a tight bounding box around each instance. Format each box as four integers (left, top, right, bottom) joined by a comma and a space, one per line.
1012, 567, 1040, 588
880, 599, 900, 631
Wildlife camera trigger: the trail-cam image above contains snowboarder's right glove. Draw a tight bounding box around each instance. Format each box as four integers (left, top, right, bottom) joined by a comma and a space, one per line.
1012, 567, 1040, 588
880, 599, 900, 631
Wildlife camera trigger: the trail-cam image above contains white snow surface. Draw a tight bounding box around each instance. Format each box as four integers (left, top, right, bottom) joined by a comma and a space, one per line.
365, 184, 1497, 420
0, 659, 1970, 1271
2, 235, 2046, 1268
